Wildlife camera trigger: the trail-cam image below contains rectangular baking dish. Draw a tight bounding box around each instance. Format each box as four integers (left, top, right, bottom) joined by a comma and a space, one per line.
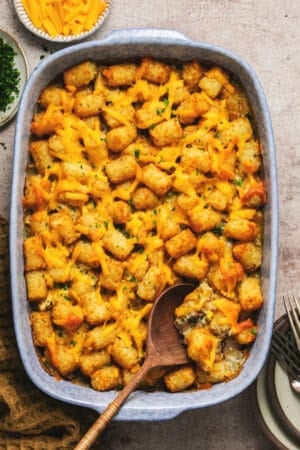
10, 28, 279, 421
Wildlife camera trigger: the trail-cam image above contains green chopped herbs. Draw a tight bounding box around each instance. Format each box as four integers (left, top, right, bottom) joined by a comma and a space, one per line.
0, 37, 21, 113
233, 176, 244, 186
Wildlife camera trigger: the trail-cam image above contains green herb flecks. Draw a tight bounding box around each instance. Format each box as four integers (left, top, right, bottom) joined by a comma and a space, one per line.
212, 222, 225, 236
233, 176, 244, 187
0, 37, 21, 113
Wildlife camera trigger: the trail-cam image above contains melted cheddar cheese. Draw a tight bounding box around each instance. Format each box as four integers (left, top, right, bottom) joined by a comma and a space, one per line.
24, 58, 265, 393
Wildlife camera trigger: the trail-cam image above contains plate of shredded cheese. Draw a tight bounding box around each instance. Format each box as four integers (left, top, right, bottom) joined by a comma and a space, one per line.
13, 0, 112, 43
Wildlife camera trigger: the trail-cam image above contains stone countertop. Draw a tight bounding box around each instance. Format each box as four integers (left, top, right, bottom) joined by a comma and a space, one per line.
0, 1, 299, 448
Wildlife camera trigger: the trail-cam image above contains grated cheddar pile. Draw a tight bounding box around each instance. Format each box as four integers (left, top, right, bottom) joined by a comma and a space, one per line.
21, 0, 108, 37
23, 58, 265, 393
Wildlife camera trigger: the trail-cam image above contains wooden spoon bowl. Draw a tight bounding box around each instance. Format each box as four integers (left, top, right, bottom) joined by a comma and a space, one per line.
75, 282, 195, 450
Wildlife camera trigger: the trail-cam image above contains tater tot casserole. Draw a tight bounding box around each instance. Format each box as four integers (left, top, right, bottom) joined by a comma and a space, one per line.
11, 30, 278, 419
23, 55, 266, 393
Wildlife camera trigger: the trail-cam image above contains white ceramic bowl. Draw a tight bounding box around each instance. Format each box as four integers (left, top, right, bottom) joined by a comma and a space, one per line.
10, 29, 279, 421
13, 0, 112, 43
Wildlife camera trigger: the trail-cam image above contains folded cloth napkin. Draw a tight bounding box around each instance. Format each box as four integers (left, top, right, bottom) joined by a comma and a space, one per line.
0, 217, 97, 449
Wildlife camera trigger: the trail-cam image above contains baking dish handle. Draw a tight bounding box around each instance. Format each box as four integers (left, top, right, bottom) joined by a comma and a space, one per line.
100, 28, 191, 45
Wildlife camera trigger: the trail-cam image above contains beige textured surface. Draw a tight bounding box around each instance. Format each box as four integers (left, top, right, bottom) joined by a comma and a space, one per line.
0, 0, 299, 448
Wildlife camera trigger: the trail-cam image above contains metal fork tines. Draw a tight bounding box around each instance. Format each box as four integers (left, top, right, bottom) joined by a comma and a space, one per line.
271, 331, 300, 381
283, 293, 300, 352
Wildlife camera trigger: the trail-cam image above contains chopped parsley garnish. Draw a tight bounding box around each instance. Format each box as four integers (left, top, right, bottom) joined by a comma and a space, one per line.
134, 149, 141, 158
212, 223, 225, 236
233, 177, 244, 187
0, 37, 21, 112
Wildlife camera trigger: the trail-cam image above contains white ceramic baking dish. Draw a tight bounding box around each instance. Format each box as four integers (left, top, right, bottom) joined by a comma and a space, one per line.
10, 29, 279, 421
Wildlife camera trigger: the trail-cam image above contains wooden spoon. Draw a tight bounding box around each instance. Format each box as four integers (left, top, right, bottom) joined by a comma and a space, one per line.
75, 282, 195, 450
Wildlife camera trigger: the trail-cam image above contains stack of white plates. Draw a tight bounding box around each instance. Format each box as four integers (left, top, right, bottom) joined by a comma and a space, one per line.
252, 315, 300, 449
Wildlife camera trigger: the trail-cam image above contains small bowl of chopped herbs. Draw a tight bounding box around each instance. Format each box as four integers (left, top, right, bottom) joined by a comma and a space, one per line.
0, 29, 28, 127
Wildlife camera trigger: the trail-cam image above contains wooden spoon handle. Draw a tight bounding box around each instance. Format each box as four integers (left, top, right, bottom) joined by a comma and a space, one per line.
74, 361, 152, 450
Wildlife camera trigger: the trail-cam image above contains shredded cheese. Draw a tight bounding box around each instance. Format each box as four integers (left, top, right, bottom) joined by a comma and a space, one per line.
21, 0, 108, 37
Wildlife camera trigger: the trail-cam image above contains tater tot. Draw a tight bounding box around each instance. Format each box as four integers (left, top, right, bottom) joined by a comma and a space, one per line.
102, 63, 137, 87
24, 236, 46, 271
137, 266, 165, 301
102, 229, 134, 260
79, 350, 111, 377
225, 88, 250, 121
29, 140, 54, 176
180, 146, 211, 173
63, 61, 98, 90
165, 229, 197, 259
238, 276, 263, 311
157, 212, 181, 241
173, 254, 208, 280
39, 85, 72, 108
223, 217, 258, 241
107, 200, 131, 224
199, 76, 223, 99
164, 366, 196, 392
239, 180, 266, 209
172, 84, 190, 105
47, 338, 79, 376
142, 163, 172, 196
80, 291, 111, 325
232, 242, 262, 272
219, 117, 253, 146
84, 323, 118, 352
105, 155, 137, 184
23, 174, 50, 210
140, 58, 171, 84
207, 189, 228, 212
182, 61, 203, 90
30, 109, 64, 136
74, 89, 105, 117
106, 124, 137, 152
72, 241, 100, 268
197, 232, 225, 263
52, 301, 84, 332
91, 365, 122, 391
99, 257, 124, 291
176, 194, 199, 211
149, 118, 183, 147
185, 328, 219, 372
176, 92, 210, 125
135, 100, 166, 129
102, 104, 136, 128
29, 210, 49, 236
75, 209, 105, 241
187, 206, 223, 233
26, 270, 48, 301
132, 187, 159, 210
110, 331, 139, 369
30, 311, 54, 347
237, 140, 262, 175
49, 208, 79, 245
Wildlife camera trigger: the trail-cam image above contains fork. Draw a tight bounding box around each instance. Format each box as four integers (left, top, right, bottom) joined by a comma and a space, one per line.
271, 330, 300, 393
283, 293, 300, 353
